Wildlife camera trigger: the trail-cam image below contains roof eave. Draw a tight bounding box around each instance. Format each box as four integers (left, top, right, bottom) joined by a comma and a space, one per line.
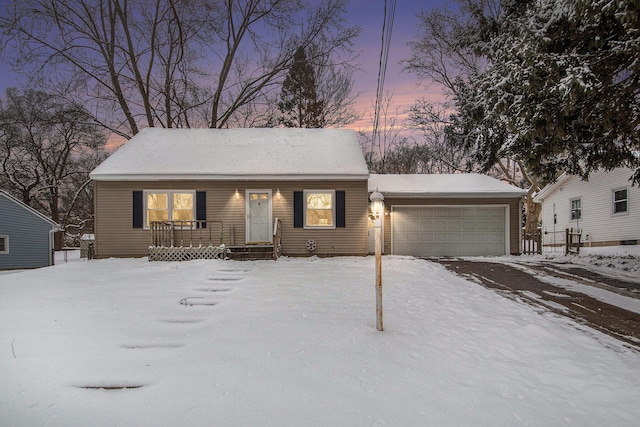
90, 173, 370, 182
378, 191, 527, 198
533, 173, 569, 202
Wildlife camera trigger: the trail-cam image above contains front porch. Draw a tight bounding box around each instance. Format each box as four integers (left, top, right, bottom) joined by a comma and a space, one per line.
148, 219, 281, 261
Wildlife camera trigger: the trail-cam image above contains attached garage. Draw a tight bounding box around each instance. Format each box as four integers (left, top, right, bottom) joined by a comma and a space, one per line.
369, 174, 527, 257
392, 205, 508, 257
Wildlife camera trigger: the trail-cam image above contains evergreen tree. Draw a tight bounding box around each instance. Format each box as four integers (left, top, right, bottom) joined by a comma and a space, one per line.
277, 47, 324, 128
451, 0, 640, 183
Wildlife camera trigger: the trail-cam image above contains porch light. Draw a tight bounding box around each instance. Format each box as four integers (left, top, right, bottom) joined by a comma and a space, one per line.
369, 188, 384, 332
234, 188, 240, 199
275, 188, 281, 199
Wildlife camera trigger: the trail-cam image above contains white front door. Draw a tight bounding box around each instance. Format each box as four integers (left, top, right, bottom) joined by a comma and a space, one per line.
246, 190, 272, 243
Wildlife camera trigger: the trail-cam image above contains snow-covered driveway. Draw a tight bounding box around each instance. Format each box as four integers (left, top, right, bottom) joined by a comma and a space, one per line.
435, 258, 640, 348
1, 256, 639, 426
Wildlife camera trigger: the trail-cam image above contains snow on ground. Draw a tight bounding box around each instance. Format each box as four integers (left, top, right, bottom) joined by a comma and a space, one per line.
539, 245, 640, 276
467, 245, 640, 313
1, 255, 639, 426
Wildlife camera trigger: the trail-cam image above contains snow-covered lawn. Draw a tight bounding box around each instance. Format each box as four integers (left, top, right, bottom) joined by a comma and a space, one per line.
1, 255, 639, 426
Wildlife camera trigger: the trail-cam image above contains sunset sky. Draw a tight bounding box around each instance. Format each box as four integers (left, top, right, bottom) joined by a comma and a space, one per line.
347, 0, 449, 132
0, 0, 451, 135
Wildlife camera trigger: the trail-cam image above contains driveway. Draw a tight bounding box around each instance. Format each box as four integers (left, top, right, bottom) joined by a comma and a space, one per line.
434, 258, 640, 350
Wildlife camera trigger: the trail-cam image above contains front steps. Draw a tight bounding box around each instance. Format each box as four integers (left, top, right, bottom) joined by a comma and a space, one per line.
226, 245, 277, 261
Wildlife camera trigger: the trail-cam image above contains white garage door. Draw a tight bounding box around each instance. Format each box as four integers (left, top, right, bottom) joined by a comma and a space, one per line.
392, 206, 507, 257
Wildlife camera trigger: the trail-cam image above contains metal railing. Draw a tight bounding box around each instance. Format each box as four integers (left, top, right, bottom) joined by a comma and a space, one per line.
150, 221, 224, 248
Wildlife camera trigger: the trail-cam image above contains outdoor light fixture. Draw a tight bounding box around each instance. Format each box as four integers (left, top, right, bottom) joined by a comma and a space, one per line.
234, 188, 240, 199
369, 188, 384, 331
276, 188, 281, 199
370, 189, 384, 222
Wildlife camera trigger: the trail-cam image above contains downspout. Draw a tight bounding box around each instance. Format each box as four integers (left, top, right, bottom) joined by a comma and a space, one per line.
49, 226, 60, 266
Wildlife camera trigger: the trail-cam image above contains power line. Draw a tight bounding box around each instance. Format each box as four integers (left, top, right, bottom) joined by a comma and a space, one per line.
372, 0, 396, 156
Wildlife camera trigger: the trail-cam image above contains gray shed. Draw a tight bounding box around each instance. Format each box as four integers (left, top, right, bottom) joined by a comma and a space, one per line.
0, 190, 59, 269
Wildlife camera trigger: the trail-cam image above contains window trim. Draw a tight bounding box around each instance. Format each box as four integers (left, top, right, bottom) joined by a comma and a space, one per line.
570, 197, 582, 220
143, 190, 196, 229
612, 187, 629, 215
0, 235, 8, 254
303, 189, 336, 229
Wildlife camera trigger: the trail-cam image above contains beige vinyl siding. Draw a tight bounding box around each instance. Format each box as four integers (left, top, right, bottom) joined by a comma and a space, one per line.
381, 197, 522, 255
94, 180, 368, 258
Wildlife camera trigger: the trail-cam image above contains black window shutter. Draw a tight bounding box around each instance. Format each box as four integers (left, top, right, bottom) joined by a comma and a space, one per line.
293, 191, 303, 228
133, 191, 143, 228
196, 191, 206, 228
336, 191, 346, 228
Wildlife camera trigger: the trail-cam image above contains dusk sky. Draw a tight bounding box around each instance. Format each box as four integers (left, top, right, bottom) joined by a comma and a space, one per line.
347, 0, 449, 132
0, 0, 451, 134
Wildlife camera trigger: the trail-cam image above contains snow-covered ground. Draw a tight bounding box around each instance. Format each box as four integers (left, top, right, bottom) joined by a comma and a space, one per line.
539, 244, 640, 275
1, 252, 639, 426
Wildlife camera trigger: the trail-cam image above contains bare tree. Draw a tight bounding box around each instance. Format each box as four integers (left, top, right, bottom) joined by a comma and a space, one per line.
0, 0, 359, 135
204, 0, 358, 128
0, 88, 107, 242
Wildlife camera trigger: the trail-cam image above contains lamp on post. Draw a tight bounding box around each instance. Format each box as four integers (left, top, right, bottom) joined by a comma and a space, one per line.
369, 188, 384, 331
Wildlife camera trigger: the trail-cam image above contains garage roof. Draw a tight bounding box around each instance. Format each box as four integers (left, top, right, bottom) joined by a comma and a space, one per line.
369, 174, 527, 198
90, 128, 369, 181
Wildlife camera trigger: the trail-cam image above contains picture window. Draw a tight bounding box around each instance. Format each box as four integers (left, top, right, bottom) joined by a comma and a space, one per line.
144, 191, 195, 228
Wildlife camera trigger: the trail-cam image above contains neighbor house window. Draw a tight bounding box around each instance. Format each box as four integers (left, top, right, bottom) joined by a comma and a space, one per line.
0, 235, 8, 254
570, 198, 582, 220
304, 190, 335, 228
613, 188, 628, 214
144, 190, 195, 227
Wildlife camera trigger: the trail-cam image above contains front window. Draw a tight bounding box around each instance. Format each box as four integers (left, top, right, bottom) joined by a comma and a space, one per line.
144, 191, 194, 227
304, 190, 335, 228
613, 188, 628, 214
570, 198, 582, 220
0, 236, 8, 254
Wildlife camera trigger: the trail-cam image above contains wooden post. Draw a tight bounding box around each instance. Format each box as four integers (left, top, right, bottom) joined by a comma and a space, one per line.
370, 188, 385, 332
375, 223, 383, 331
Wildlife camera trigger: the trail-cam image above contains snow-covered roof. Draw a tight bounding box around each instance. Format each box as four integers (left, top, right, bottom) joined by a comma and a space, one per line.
368, 174, 527, 198
90, 128, 369, 181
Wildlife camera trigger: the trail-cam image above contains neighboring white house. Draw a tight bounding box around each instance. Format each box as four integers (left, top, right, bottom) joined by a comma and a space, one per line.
534, 168, 640, 248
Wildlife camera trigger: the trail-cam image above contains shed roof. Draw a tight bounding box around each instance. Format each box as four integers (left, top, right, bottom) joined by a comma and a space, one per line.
0, 190, 59, 228
368, 174, 527, 198
90, 128, 369, 181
